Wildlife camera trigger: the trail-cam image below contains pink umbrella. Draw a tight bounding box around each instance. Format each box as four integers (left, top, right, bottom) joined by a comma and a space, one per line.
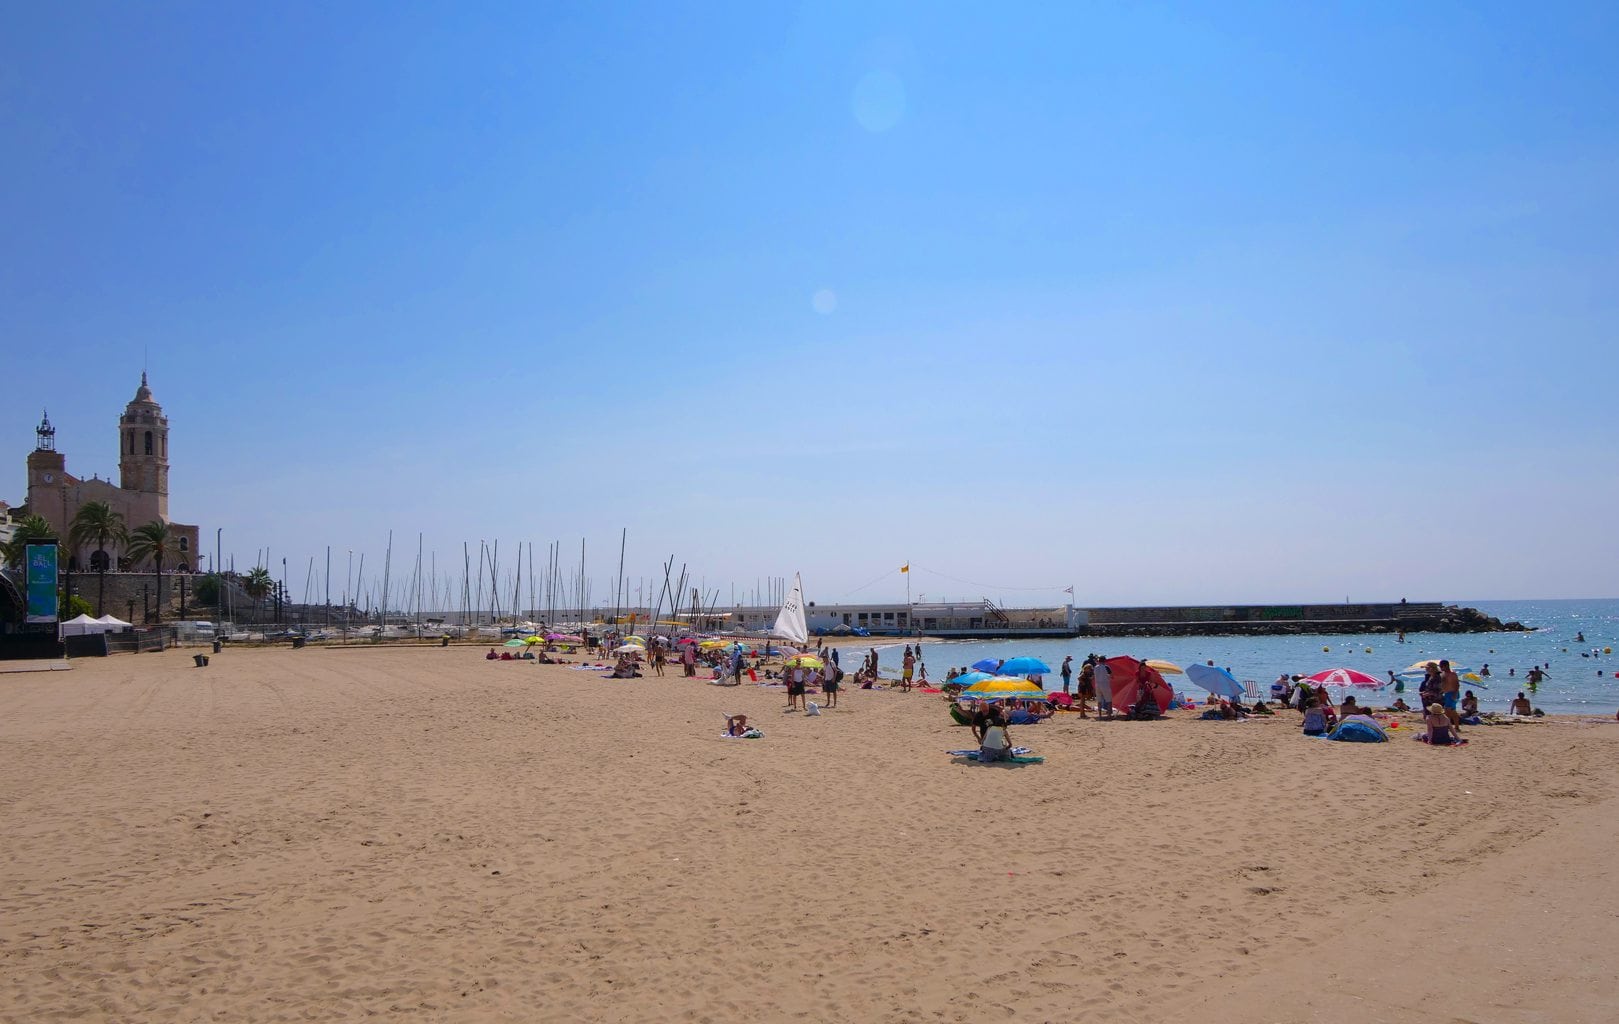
676, 637, 700, 645
1303, 668, 1383, 688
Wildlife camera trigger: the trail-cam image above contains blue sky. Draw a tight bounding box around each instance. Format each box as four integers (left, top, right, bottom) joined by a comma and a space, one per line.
4, 1, 1616, 608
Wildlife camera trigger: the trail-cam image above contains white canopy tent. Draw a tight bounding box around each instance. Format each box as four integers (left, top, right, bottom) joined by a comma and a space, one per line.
59, 613, 133, 637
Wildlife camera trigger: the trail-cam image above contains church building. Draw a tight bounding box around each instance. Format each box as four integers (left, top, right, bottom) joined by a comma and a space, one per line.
22, 374, 202, 573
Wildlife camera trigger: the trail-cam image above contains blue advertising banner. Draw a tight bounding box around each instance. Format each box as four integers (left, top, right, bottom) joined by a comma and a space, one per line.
25, 542, 59, 624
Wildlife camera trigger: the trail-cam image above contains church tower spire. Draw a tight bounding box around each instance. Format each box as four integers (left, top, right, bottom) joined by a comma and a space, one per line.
119, 372, 170, 519
35, 409, 55, 451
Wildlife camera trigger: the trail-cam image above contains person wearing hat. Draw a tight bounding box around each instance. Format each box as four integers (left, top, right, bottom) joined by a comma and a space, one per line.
1422, 703, 1459, 745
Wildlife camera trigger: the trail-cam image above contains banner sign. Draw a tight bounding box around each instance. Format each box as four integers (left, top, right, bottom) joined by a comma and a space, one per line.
25, 541, 59, 624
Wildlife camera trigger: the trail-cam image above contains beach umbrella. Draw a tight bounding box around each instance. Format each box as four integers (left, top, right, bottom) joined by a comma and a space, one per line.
1145, 659, 1184, 675
970, 658, 1004, 673
1186, 663, 1244, 700
699, 639, 733, 650
1402, 659, 1470, 674
612, 643, 643, 655
784, 654, 825, 670
1105, 656, 1172, 713
1304, 668, 1383, 689
960, 676, 1048, 701
503, 638, 526, 648
626, 635, 647, 646
949, 670, 995, 686
522, 636, 546, 645
676, 637, 699, 645
547, 633, 582, 643
998, 656, 1052, 676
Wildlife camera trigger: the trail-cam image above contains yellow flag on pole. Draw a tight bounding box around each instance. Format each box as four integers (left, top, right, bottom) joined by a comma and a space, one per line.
900, 564, 909, 573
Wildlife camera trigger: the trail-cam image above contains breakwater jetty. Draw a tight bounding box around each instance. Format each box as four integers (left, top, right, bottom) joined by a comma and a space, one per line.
1078, 601, 1525, 638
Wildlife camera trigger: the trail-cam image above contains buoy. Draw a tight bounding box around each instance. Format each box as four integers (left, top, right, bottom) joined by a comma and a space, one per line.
1323, 646, 1330, 653
1606, 647, 1613, 655
1364, 647, 1373, 654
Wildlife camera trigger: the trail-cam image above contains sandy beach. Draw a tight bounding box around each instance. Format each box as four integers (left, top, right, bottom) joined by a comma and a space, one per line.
3, 647, 1617, 1023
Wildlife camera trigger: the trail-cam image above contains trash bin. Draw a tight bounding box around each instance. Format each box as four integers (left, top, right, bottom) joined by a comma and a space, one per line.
441, 636, 450, 648
193, 653, 208, 668
292, 636, 306, 649
212, 639, 222, 654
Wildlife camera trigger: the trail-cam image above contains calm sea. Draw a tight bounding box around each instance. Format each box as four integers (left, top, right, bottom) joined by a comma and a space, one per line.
862, 598, 1619, 716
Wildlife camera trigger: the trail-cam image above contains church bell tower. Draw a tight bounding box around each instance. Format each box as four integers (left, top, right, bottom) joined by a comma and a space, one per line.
119, 372, 170, 518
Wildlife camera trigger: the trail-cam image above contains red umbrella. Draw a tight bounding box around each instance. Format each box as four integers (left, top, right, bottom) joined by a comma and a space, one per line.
1303, 668, 1383, 688
676, 637, 699, 645
1106, 656, 1173, 713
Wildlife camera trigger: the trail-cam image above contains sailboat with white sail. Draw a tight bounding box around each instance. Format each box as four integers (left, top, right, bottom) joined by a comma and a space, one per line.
771, 572, 808, 648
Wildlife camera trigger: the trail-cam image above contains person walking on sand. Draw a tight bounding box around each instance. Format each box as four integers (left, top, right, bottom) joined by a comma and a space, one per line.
1094, 658, 1114, 719
1060, 655, 1073, 695
823, 662, 840, 708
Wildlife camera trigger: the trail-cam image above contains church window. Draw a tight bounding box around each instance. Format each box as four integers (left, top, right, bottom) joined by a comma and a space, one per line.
179, 537, 189, 552
144, 431, 153, 455
127, 431, 134, 453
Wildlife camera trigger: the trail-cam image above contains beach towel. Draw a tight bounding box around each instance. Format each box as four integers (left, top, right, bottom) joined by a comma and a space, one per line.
946, 746, 1033, 757
1328, 719, 1388, 742
1416, 735, 1469, 746
719, 729, 763, 739
957, 751, 1045, 764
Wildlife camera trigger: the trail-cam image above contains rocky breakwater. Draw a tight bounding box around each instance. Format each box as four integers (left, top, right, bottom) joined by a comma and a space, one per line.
1430, 605, 1528, 633
1081, 604, 1527, 638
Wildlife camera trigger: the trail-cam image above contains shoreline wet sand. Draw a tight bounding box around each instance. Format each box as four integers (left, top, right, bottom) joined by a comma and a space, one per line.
3, 647, 1616, 1022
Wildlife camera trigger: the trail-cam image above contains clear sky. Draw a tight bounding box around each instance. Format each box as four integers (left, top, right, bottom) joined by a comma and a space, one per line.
4, 2, 1616, 609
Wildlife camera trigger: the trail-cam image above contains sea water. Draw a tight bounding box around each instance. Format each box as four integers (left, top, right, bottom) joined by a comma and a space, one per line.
861, 598, 1619, 716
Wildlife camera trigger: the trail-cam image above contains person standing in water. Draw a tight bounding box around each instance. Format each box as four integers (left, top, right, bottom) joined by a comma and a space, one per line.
1060, 655, 1073, 695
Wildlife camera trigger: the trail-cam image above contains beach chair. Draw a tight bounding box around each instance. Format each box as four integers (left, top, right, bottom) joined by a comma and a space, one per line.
1243, 679, 1260, 700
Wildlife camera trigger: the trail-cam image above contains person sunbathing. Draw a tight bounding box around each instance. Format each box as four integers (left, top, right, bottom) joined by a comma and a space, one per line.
1422, 703, 1459, 745
1005, 704, 1050, 725
1510, 692, 1534, 716
1338, 695, 1363, 719
1390, 697, 1412, 712
725, 714, 750, 736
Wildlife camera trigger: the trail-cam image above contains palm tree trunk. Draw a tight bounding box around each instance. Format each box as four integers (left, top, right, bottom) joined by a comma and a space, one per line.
97, 566, 106, 618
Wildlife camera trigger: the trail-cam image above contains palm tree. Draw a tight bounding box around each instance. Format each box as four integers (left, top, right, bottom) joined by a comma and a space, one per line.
243, 566, 274, 623
124, 521, 174, 623
68, 501, 127, 617
1, 514, 57, 569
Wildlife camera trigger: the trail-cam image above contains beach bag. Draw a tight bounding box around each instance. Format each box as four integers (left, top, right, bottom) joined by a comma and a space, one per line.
806, 701, 821, 716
